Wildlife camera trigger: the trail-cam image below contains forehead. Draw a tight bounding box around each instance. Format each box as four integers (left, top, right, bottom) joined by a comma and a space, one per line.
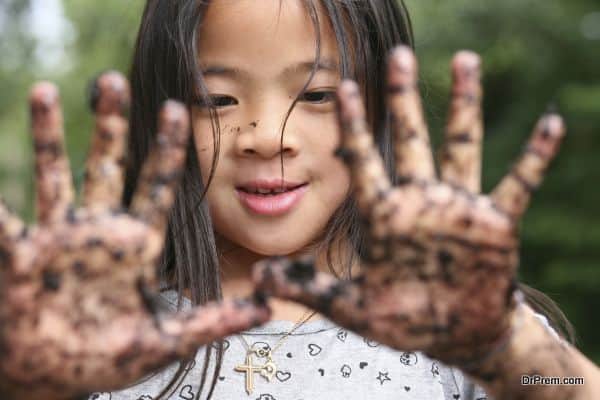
198, 0, 339, 74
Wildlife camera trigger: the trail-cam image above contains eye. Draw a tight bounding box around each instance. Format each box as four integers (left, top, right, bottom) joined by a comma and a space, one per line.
196, 95, 238, 108
298, 90, 336, 104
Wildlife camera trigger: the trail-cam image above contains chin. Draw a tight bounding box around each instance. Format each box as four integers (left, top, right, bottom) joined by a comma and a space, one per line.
233, 232, 309, 257
218, 223, 322, 258
247, 241, 304, 257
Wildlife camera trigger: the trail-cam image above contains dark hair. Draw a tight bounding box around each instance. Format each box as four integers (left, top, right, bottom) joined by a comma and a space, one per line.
123, 1, 573, 398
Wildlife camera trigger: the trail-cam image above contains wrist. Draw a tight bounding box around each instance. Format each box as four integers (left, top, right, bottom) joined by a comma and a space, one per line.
460, 297, 594, 400
459, 292, 525, 373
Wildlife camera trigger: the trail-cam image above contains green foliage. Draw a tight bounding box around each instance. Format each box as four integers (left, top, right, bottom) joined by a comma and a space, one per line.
0, 0, 598, 363
0, 0, 144, 219
0, 0, 36, 216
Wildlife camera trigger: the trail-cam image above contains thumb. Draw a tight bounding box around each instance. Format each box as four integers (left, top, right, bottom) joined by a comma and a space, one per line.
252, 256, 366, 329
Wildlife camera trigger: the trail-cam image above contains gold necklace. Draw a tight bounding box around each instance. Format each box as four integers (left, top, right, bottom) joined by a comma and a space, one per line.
234, 309, 316, 395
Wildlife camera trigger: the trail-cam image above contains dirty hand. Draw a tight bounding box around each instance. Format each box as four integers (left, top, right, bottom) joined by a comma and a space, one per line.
253, 46, 565, 367
0, 72, 270, 400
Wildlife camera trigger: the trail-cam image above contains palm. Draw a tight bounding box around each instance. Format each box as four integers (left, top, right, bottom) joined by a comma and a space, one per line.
0, 73, 270, 400
254, 47, 564, 366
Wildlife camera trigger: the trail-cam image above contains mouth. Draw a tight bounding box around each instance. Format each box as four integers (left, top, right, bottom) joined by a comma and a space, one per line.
236, 183, 307, 195
235, 183, 309, 216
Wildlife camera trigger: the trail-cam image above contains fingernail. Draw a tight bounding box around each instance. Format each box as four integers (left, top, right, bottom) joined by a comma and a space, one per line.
388, 46, 418, 87
88, 70, 130, 115
30, 81, 60, 107
389, 46, 417, 73
452, 50, 481, 75
159, 100, 190, 144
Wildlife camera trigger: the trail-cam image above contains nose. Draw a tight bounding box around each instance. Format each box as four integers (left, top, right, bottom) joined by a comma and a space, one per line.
234, 107, 300, 160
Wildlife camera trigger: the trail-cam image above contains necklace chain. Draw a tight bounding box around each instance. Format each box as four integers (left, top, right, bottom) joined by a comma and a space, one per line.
237, 309, 317, 354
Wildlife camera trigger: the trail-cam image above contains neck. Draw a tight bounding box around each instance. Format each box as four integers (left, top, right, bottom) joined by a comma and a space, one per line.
215, 232, 356, 322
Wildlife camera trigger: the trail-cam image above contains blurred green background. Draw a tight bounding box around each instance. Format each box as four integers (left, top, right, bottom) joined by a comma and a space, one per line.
0, 0, 598, 363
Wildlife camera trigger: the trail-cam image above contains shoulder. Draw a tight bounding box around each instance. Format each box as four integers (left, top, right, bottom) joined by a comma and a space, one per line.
530, 308, 562, 340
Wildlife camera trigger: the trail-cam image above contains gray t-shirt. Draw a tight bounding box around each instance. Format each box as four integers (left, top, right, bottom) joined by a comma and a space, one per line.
90, 290, 490, 400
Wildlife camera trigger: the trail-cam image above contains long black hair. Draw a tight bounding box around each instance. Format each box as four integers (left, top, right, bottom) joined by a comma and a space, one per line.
123, 1, 573, 398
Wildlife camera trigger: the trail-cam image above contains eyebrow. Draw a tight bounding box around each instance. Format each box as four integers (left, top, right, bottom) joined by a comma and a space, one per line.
200, 58, 339, 80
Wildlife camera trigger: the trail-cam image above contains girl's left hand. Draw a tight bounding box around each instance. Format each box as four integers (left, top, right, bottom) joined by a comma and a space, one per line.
253, 46, 565, 367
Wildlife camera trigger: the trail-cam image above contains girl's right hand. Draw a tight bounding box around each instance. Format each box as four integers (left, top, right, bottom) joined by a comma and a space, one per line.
253, 47, 562, 369
0, 73, 270, 400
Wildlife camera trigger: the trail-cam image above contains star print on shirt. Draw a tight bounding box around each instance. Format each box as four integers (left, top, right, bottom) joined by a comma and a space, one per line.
376, 371, 391, 385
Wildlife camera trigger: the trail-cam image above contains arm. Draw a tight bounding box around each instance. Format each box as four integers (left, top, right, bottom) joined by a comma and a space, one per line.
463, 302, 600, 399
253, 46, 600, 399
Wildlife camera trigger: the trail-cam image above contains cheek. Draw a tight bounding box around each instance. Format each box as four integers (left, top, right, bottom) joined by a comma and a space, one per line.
301, 113, 351, 200
322, 155, 352, 205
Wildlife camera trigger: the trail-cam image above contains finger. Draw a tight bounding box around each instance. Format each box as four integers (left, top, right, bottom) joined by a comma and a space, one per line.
82, 71, 130, 210
252, 256, 368, 332
96, 297, 270, 385
387, 46, 436, 183
335, 80, 392, 213
30, 82, 74, 225
130, 100, 190, 234
440, 51, 484, 193
0, 196, 25, 254
491, 113, 566, 219
145, 298, 271, 359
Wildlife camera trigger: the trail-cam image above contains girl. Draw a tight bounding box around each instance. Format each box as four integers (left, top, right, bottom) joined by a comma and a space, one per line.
108, 0, 593, 398
0, 0, 598, 400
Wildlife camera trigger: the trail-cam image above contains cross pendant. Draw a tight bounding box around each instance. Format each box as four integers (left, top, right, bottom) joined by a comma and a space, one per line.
234, 352, 264, 395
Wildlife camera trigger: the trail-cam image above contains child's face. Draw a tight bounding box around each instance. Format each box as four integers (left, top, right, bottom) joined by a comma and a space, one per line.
192, 0, 351, 257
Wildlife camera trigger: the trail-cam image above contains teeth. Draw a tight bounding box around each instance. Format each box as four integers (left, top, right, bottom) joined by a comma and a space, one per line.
247, 187, 291, 194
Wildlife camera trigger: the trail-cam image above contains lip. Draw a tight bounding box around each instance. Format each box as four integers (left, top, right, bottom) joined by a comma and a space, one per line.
235, 183, 309, 216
